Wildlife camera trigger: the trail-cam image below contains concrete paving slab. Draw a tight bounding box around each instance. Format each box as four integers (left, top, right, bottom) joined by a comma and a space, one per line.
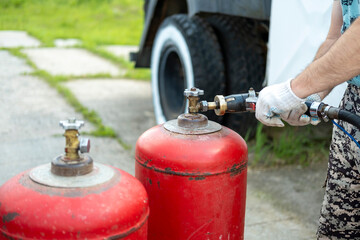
63, 79, 156, 148
245, 185, 315, 240
54, 38, 82, 47
0, 50, 33, 77
22, 48, 121, 76
0, 30, 41, 48
103, 45, 138, 61
0, 51, 132, 184
247, 162, 327, 231
90, 137, 134, 175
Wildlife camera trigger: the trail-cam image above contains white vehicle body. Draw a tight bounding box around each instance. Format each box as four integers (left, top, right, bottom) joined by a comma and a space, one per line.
267, 0, 347, 107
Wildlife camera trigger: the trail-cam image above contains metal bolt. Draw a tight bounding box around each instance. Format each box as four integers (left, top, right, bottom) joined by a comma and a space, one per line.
59, 118, 85, 130
200, 101, 208, 112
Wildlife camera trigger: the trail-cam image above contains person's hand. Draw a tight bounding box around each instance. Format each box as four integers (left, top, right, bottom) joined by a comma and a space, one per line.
280, 94, 321, 126
255, 79, 304, 127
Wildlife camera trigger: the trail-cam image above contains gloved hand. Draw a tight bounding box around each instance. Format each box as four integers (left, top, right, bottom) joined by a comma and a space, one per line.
280, 94, 321, 126
255, 79, 304, 127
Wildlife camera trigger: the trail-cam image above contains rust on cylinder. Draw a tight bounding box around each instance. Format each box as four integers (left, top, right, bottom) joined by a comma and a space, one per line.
51, 155, 93, 176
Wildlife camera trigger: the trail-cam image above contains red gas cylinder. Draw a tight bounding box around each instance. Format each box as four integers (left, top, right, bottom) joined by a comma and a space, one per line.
0, 119, 149, 240
136, 111, 248, 240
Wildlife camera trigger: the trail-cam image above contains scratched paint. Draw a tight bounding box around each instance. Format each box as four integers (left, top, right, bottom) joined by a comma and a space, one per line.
2, 212, 19, 223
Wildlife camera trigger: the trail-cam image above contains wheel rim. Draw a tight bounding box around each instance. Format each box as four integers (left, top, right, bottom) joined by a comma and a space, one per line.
158, 46, 186, 120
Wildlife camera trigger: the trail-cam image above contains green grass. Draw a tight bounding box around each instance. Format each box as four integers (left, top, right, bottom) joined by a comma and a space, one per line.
0, 0, 151, 81
8, 48, 131, 150
0, 0, 145, 47
88, 46, 151, 80
248, 123, 332, 167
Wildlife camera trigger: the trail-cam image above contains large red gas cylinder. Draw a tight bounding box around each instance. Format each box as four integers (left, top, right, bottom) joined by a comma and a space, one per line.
136, 113, 248, 240
0, 119, 149, 240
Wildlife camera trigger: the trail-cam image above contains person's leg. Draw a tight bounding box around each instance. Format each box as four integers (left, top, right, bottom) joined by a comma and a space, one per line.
317, 85, 360, 239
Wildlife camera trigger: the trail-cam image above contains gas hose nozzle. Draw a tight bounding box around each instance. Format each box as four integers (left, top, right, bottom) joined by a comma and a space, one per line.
200, 88, 258, 116
304, 101, 339, 122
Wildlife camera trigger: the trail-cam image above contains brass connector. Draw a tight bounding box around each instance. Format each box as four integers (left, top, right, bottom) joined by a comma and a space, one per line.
63, 129, 80, 161
214, 95, 227, 116
200, 96, 227, 116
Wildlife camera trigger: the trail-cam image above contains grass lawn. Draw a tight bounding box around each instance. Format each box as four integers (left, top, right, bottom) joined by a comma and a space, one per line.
0, 0, 144, 47
1, 0, 149, 145
0, 0, 150, 80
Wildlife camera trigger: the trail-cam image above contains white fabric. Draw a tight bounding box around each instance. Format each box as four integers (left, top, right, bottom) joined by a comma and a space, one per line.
281, 93, 321, 126
255, 79, 304, 127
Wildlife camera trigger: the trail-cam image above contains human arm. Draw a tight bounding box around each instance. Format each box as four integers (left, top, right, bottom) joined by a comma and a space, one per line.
255, 0, 343, 126
308, 0, 343, 99
291, 0, 360, 98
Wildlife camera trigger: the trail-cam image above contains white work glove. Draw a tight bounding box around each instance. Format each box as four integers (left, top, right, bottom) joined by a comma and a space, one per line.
281, 94, 321, 126
255, 79, 304, 127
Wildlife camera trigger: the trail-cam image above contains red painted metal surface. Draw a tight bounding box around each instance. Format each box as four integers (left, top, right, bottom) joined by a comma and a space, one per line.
135, 124, 248, 240
0, 167, 149, 240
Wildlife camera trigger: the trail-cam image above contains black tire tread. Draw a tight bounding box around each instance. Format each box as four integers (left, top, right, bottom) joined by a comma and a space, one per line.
207, 15, 267, 137
159, 14, 226, 122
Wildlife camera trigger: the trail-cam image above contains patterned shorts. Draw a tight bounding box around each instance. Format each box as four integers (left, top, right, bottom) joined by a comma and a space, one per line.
317, 84, 360, 239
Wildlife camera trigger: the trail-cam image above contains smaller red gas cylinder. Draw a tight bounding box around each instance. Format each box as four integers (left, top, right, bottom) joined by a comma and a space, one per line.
136, 88, 248, 240
0, 119, 149, 240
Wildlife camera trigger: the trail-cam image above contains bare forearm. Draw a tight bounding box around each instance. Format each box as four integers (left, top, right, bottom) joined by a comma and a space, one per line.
314, 38, 337, 61
292, 19, 360, 98
313, 38, 338, 99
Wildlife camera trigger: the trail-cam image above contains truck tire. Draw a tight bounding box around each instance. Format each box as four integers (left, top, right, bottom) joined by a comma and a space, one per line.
151, 14, 225, 123
207, 15, 267, 138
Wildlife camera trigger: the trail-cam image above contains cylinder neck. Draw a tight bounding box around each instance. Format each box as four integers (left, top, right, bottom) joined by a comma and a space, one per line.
177, 113, 208, 128
164, 113, 221, 135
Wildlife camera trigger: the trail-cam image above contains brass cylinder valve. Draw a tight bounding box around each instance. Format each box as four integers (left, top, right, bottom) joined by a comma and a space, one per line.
59, 118, 90, 161
51, 118, 92, 176
184, 87, 204, 114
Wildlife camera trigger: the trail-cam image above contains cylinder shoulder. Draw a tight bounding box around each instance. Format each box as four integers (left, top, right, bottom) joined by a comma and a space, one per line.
0, 167, 149, 239
136, 124, 248, 175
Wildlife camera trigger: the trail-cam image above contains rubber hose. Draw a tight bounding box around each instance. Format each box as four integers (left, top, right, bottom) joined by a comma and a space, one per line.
338, 110, 360, 130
